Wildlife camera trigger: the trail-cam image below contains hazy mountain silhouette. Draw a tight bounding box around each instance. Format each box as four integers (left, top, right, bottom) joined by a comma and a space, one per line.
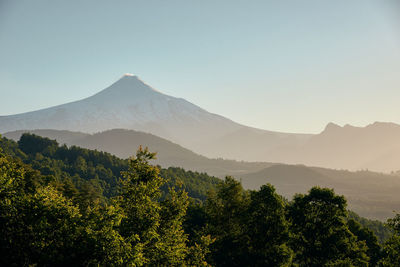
274, 122, 400, 172
240, 164, 400, 220
2, 75, 400, 172
5, 128, 400, 220
0, 74, 309, 157
4, 129, 274, 177
202, 121, 400, 172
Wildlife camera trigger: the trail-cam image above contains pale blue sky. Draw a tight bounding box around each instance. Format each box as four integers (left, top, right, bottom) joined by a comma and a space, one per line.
0, 0, 399, 133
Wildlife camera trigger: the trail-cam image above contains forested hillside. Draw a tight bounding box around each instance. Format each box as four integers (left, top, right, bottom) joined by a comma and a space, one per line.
6, 129, 400, 220
1, 133, 399, 266
0, 134, 392, 233
241, 164, 400, 220
4, 129, 274, 177
0, 133, 220, 202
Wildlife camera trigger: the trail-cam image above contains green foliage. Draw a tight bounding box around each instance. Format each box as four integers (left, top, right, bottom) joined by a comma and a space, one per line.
23, 186, 83, 265
379, 235, 400, 266
203, 177, 293, 266
1, 134, 396, 266
117, 147, 210, 265
379, 213, 400, 266
118, 147, 164, 263
348, 219, 381, 266
387, 213, 400, 235
156, 186, 189, 265
1, 133, 220, 202
0, 150, 27, 265
0, 136, 27, 159
245, 184, 293, 266
348, 210, 393, 243
18, 133, 58, 155
204, 177, 250, 266
287, 187, 369, 266
0, 151, 135, 266
160, 167, 220, 201
0, 144, 213, 266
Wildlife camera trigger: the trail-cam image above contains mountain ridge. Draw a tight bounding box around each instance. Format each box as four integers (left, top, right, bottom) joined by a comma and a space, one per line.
4, 128, 400, 220
0, 75, 310, 164
2, 75, 400, 172
3, 128, 275, 177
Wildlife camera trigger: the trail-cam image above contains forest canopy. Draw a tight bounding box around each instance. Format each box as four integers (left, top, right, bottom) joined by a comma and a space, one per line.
0, 134, 399, 266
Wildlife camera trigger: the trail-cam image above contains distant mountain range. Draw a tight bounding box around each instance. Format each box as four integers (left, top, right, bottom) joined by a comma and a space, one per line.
251, 121, 400, 172
4, 129, 274, 178
1, 74, 400, 172
240, 164, 400, 220
0, 74, 307, 156
4, 128, 400, 220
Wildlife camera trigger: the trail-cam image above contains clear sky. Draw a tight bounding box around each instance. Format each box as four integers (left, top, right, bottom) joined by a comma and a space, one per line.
0, 0, 399, 133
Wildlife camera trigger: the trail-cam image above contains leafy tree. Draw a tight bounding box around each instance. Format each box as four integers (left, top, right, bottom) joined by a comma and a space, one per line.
154, 185, 189, 265
379, 213, 400, 266
184, 200, 208, 243
160, 167, 220, 201
186, 235, 213, 266
21, 186, 83, 265
1, 134, 393, 266
0, 150, 28, 266
1, 134, 220, 202
246, 184, 293, 266
204, 176, 250, 266
287, 187, 369, 266
203, 178, 293, 266
18, 133, 58, 156
348, 219, 381, 266
348, 210, 392, 243
0, 150, 136, 266
74, 203, 137, 266
117, 147, 164, 264
379, 235, 400, 266
117, 147, 209, 265
387, 213, 400, 234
